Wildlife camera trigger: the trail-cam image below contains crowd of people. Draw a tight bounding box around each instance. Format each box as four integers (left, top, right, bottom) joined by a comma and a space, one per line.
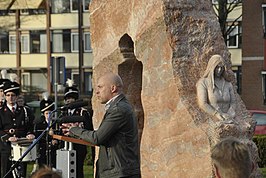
0, 69, 255, 178
0, 73, 95, 178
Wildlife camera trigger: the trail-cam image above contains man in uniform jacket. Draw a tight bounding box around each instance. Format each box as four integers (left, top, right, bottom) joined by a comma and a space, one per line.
62, 73, 141, 178
34, 92, 58, 168
61, 79, 94, 178
0, 80, 35, 178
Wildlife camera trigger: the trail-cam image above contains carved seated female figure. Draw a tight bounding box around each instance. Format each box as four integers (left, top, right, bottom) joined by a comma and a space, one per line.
196, 54, 236, 122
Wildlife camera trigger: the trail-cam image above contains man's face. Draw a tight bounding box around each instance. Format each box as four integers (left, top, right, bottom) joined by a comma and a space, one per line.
17, 98, 24, 106
0, 89, 4, 100
5, 92, 17, 105
96, 77, 112, 104
64, 97, 75, 105
44, 110, 51, 120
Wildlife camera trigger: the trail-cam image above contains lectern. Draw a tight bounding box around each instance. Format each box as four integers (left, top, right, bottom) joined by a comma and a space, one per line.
52, 135, 94, 178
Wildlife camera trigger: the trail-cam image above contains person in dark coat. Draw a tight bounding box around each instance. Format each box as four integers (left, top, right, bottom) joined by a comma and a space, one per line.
61, 79, 94, 178
62, 73, 140, 178
34, 92, 58, 169
0, 80, 35, 178
0, 78, 10, 108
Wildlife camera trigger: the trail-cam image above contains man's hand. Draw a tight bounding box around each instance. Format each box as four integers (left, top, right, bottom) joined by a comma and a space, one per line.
61, 123, 78, 136
26, 134, 35, 140
8, 136, 18, 142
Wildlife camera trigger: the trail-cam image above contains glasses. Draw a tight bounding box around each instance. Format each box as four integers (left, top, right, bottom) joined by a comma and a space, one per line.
5, 94, 16, 97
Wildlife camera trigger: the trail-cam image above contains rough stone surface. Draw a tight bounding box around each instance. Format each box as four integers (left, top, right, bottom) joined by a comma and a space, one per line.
90, 0, 262, 177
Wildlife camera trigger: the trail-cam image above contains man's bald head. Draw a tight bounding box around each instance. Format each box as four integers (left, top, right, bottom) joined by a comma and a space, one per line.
96, 72, 124, 104
101, 72, 123, 91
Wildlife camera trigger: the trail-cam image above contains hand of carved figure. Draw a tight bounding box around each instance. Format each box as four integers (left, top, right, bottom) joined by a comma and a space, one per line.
215, 112, 231, 120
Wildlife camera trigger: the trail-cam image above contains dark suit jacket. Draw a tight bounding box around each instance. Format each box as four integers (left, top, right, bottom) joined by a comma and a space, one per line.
0, 104, 35, 153
70, 94, 140, 178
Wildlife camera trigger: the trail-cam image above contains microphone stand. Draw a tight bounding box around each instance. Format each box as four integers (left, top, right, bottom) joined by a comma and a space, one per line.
3, 109, 61, 178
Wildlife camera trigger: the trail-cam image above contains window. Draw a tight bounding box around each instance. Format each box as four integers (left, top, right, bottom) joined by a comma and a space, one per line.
84, 0, 90, 11
71, 33, 79, 52
21, 73, 30, 92
28, 9, 46, 15
232, 66, 242, 94
52, 30, 71, 53
212, 0, 241, 4
21, 35, 29, 53
227, 25, 238, 48
8, 10, 16, 15
85, 71, 93, 95
71, 0, 78, 12
20, 9, 29, 15
0, 32, 8, 53
51, 0, 89, 13
263, 5, 266, 37
30, 31, 47, 53
262, 72, 266, 105
72, 72, 80, 86
84, 33, 92, 52
51, 0, 70, 13
226, 22, 242, 48
227, 0, 242, 3
9, 35, 16, 53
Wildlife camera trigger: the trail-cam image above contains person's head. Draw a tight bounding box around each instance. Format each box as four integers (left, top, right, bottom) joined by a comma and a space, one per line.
203, 54, 226, 79
30, 166, 62, 178
40, 92, 54, 120
17, 95, 25, 106
64, 79, 79, 104
3, 80, 20, 106
96, 72, 123, 104
214, 63, 225, 78
211, 137, 253, 178
0, 79, 8, 98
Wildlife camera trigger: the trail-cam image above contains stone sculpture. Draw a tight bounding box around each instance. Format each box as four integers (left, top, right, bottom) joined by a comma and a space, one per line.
89, 0, 262, 177
196, 54, 261, 177
196, 54, 236, 123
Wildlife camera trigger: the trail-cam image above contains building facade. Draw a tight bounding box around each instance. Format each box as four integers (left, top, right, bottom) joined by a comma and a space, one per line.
0, 0, 93, 96
242, 0, 266, 110
212, 0, 243, 93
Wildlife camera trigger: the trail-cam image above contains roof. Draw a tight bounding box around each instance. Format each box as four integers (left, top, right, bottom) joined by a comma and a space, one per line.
0, 0, 13, 10
11, 0, 44, 9
5, 0, 45, 10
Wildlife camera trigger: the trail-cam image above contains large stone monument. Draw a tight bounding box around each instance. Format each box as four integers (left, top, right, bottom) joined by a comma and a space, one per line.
89, 0, 261, 177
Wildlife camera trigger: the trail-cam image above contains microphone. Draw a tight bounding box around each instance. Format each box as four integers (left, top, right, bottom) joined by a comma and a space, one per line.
58, 100, 88, 111
56, 116, 84, 123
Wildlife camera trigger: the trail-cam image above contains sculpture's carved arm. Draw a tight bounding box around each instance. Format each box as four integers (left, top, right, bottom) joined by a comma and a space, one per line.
196, 79, 217, 116
227, 82, 236, 118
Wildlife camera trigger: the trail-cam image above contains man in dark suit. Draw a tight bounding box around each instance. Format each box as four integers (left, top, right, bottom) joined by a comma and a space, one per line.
0, 80, 35, 178
62, 73, 140, 178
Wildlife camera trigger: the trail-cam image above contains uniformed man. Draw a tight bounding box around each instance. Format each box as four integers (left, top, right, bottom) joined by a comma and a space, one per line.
34, 92, 58, 168
0, 78, 10, 108
61, 79, 93, 178
0, 80, 35, 178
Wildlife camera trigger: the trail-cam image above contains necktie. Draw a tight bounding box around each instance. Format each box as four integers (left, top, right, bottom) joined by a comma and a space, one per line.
12, 107, 15, 113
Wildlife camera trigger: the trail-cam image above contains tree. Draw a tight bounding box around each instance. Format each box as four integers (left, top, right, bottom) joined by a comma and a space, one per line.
212, 0, 242, 44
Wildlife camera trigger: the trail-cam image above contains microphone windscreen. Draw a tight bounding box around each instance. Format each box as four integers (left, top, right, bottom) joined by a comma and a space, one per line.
58, 116, 84, 123
68, 100, 88, 110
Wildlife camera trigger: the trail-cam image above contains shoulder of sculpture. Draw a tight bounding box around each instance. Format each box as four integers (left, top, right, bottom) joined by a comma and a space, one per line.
196, 77, 208, 87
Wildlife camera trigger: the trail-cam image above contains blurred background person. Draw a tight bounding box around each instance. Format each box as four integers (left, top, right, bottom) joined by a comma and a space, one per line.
0, 69, 10, 108
34, 92, 58, 169
30, 166, 62, 178
211, 136, 253, 178
61, 79, 94, 178
0, 78, 35, 178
